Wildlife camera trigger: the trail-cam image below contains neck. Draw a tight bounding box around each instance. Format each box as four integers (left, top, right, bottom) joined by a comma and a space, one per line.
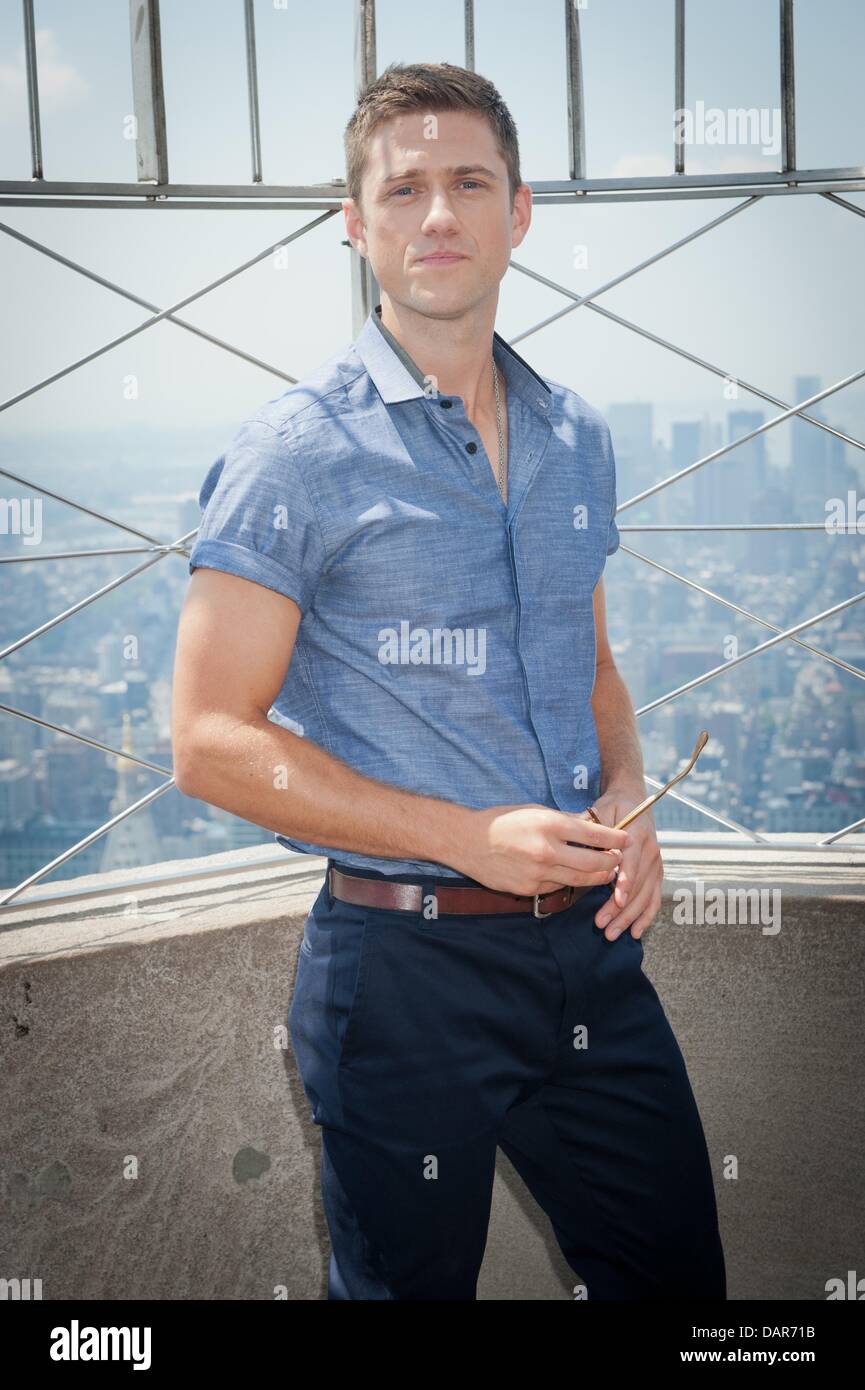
378, 294, 500, 420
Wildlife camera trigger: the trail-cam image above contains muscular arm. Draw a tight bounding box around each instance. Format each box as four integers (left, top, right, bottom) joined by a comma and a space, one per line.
171, 568, 629, 895
171, 569, 471, 868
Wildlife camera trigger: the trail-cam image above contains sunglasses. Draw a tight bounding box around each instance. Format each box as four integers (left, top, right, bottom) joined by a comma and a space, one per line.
586, 730, 710, 833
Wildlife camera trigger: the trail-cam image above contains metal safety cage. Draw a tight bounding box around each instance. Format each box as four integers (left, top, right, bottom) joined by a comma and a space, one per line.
1, 0, 863, 911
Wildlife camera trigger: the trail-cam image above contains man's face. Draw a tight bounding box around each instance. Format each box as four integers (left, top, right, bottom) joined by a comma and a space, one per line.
343, 108, 531, 319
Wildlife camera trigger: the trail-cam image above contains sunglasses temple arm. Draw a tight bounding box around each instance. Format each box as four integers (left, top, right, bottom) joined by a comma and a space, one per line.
613, 767, 694, 830
607, 738, 708, 832
614, 792, 666, 831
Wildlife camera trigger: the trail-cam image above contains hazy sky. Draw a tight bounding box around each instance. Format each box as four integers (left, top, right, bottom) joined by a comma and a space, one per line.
1, 0, 863, 449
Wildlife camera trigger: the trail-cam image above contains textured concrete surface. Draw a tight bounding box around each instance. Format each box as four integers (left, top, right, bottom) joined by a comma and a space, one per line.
1, 840, 863, 1300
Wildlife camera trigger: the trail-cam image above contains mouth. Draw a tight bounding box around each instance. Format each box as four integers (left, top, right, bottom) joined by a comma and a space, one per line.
415, 253, 467, 266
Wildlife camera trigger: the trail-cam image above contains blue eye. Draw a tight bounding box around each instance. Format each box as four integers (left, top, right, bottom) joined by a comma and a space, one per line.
391, 181, 483, 197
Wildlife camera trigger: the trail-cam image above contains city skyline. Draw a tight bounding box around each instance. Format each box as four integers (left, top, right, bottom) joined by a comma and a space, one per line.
1, 1, 862, 888
2, 363, 862, 888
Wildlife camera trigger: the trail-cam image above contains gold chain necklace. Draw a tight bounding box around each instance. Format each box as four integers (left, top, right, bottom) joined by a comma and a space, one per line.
492, 357, 506, 502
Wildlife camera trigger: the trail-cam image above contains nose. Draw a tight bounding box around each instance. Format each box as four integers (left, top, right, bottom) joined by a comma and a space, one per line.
418, 188, 461, 235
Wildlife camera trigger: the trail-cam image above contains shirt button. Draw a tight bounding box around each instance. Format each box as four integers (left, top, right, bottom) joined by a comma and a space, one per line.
439, 399, 453, 409
466, 441, 478, 454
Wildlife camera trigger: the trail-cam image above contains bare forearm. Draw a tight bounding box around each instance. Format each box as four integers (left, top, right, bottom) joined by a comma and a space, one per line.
177, 716, 475, 872
592, 659, 646, 797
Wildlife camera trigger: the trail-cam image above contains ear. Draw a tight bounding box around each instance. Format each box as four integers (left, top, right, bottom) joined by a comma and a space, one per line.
510, 182, 533, 251
343, 199, 369, 259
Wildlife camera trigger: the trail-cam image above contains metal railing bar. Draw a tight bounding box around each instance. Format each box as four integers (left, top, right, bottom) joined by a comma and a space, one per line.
574, 297, 865, 455
0, 197, 348, 211
0, 220, 298, 385
821, 190, 865, 219
510, 197, 760, 345
464, 0, 475, 71
656, 837, 863, 853
0, 209, 338, 414
0, 465, 173, 548
780, 0, 796, 175
0, 542, 187, 662
817, 816, 865, 846
565, 0, 586, 182
243, 0, 263, 183
674, 0, 685, 176
509, 208, 865, 458
21, 0, 43, 180
642, 776, 768, 842
1, 166, 863, 200
0, 702, 173, 776
128, 0, 169, 185
355, 0, 376, 90
619, 367, 865, 513
0, 778, 176, 909
0, 545, 191, 564
636, 590, 865, 717
617, 543, 865, 683
530, 181, 865, 205
3, 184, 864, 211
528, 165, 865, 192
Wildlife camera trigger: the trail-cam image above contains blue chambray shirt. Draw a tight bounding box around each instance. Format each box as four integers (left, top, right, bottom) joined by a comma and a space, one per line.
188, 304, 620, 878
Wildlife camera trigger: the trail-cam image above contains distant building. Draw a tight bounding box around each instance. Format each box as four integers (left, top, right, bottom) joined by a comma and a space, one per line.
607, 402, 654, 499
98, 713, 162, 873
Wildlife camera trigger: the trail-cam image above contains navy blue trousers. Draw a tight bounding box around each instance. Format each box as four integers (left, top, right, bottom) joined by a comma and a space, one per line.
287, 861, 726, 1301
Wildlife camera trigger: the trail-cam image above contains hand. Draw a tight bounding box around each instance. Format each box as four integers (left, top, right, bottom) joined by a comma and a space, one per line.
458, 803, 631, 898
589, 787, 663, 942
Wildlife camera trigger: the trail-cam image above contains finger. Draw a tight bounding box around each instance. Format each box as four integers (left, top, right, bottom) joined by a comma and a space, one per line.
626, 898, 662, 941
558, 814, 631, 854
556, 834, 631, 867
537, 860, 620, 895
604, 885, 662, 941
596, 878, 654, 937
610, 842, 642, 908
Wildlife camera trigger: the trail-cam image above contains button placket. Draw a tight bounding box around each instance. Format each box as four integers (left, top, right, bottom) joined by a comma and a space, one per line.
428, 396, 498, 502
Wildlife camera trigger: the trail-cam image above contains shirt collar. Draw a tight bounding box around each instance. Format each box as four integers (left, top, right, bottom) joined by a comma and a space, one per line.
353, 303, 552, 418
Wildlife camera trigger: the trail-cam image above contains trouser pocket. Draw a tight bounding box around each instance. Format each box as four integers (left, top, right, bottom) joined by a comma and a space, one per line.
288, 887, 377, 1111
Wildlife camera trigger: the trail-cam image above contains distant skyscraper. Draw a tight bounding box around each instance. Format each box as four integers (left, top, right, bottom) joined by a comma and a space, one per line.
99, 713, 161, 873
672, 419, 719, 523
607, 402, 654, 499
671, 420, 701, 476
728, 410, 767, 491
672, 418, 746, 560
792, 374, 828, 495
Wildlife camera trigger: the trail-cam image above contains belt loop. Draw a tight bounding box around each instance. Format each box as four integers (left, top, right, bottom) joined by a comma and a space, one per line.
326, 861, 334, 910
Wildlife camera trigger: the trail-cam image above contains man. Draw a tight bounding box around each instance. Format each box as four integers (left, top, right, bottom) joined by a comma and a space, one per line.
172, 62, 726, 1301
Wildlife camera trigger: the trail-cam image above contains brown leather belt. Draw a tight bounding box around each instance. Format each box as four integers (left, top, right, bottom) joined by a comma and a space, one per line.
329, 866, 590, 920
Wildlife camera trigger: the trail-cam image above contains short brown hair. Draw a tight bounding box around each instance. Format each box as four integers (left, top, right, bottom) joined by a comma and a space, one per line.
344, 61, 522, 215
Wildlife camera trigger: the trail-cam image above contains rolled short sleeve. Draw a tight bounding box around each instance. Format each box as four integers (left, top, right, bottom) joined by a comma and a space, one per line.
188, 417, 326, 613
605, 426, 621, 557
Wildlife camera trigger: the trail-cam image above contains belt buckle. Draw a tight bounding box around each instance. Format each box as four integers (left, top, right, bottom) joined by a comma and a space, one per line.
533, 885, 575, 918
